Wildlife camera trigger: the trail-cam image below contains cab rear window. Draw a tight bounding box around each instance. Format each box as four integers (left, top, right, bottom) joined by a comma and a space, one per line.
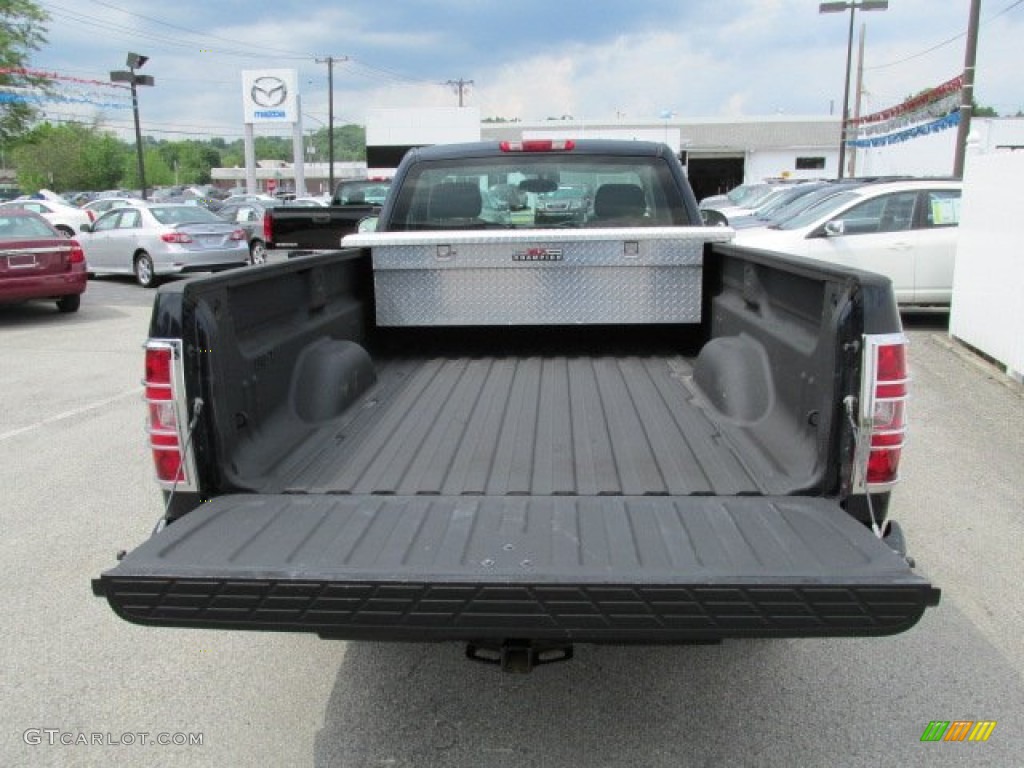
386, 155, 691, 231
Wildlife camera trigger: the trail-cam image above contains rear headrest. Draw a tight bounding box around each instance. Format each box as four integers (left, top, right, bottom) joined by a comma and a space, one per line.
428, 182, 483, 220
594, 184, 646, 219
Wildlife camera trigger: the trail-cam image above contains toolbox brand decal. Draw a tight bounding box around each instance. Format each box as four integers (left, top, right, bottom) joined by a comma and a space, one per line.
513, 247, 563, 262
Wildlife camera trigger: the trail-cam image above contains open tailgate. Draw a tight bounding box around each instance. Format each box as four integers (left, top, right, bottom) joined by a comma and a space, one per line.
94, 494, 939, 642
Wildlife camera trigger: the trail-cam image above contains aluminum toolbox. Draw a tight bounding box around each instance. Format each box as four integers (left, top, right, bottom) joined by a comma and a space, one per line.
344, 228, 734, 326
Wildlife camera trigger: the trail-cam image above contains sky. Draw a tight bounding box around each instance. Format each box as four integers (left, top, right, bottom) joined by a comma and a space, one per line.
22, 0, 1024, 143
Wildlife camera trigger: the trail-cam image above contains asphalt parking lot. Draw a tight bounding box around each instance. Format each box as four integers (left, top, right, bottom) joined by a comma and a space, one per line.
1, 272, 1021, 767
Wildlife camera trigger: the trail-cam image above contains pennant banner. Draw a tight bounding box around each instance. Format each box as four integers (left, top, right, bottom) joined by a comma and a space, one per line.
0, 89, 132, 110
0, 67, 129, 90
848, 74, 963, 127
846, 110, 960, 148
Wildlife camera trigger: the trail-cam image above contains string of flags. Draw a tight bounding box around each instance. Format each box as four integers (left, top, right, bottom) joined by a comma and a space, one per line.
0, 66, 132, 111
846, 110, 960, 148
846, 74, 963, 148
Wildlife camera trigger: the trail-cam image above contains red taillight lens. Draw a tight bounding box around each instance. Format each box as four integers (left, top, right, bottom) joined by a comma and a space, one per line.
145, 346, 172, 387
68, 240, 85, 264
263, 209, 273, 243
86, 210, 96, 222
862, 337, 909, 486
866, 444, 902, 484
151, 434, 185, 483
875, 343, 907, 398
500, 139, 576, 152
145, 343, 187, 484
230, 228, 247, 241
161, 232, 193, 243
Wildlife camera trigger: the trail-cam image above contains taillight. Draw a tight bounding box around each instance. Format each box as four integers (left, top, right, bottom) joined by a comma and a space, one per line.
68, 240, 85, 264
86, 210, 96, 222
861, 334, 909, 486
144, 341, 187, 485
161, 232, 193, 243
229, 228, 247, 241
263, 208, 273, 243
499, 139, 576, 152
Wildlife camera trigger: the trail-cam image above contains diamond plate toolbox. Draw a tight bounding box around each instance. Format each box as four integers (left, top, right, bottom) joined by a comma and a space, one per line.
344, 227, 734, 326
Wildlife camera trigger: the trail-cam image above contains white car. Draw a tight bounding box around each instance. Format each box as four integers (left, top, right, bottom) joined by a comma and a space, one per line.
733, 180, 962, 307
0, 199, 94, 237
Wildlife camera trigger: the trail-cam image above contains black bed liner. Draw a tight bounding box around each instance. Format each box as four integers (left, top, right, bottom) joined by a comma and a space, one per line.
266, 352, 804, 498
94, 494, 939, 642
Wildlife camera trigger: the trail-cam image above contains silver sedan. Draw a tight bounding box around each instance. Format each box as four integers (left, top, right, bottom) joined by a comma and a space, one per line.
79, 203, 250, 287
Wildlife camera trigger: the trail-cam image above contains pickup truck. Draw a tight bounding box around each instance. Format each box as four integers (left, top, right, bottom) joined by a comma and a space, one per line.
262, 178, 391, 253
93, 139, 939, 672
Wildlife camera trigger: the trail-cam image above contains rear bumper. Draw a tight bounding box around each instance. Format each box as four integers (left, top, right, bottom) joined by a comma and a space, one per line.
94, 494, 940, 643
0, 269, 87, 302
154, 249, 250, 276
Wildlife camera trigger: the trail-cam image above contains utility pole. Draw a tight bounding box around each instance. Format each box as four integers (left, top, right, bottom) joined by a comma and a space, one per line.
316, 55, 347, 193
819, 2, 889, 179
446, 78, 474, 107
953, 0, 982, 178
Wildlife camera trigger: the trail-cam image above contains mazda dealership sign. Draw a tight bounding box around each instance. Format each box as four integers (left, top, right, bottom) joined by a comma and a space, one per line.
241, 69, 298, 124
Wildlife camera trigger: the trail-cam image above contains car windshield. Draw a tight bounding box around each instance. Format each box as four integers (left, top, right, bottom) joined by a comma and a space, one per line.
335, 182, 391, 205
543, 186, 587, 200
149, 206, 222, 226
386, 153, 690, 231
773, 190, 861, 230
726, 183, 770, 205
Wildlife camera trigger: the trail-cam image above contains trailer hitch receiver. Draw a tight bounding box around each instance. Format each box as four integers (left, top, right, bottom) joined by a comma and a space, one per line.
465, 640, 574, 673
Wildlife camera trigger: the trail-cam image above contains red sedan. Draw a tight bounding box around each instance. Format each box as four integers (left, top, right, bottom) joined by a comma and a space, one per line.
0, 209, 87, 313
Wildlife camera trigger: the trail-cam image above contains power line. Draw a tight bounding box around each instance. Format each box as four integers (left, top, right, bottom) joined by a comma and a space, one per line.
84, 0, 316, 59
867, 0, 1024, 70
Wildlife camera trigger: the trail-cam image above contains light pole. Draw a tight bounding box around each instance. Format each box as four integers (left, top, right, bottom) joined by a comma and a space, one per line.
111, 53, 154, 199
819, 1, 888, 179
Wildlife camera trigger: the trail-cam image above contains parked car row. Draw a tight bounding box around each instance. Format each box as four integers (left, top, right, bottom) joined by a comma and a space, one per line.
720, 178, 963, 308
3, 175, 963, 307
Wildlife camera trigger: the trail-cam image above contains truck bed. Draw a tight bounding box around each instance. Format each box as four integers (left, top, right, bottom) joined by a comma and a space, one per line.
274, 351, 774, 498
94, 244, 940, 646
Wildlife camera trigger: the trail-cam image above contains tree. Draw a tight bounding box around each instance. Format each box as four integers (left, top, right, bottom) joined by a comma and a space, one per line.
971, 100, 998, 118
0, 1, 50, 145
12, 121, 127, 191
122, 147, 173, 189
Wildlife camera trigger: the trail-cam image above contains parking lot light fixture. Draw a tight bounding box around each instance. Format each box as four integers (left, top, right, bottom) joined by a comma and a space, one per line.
819, 1, 888, 178
111, 53, 155, 200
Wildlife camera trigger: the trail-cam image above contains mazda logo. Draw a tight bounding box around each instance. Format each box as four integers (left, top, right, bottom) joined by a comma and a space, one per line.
251, 77, 287, 108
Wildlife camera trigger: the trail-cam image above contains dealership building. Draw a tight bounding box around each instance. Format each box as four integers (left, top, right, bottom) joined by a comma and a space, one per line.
213, 106, 1024, 201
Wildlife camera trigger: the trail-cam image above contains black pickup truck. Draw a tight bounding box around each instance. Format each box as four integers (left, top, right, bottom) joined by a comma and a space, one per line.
94, 140, 938, 672
263, 178, 391, 253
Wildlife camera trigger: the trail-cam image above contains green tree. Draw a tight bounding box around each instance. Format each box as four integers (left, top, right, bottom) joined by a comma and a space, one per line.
122, 146, 173, 189
0, 0, 50, 145
971, 100, 998, 118
12, 121, 127, 191
303, 124, 366, 162
154, 139, 221, 184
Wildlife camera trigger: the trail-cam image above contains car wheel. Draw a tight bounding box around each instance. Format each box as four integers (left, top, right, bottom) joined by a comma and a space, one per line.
56, 225, 74, 238
249, 239, 267, 265
134, 252, 157, 288
56, 294, 81, 313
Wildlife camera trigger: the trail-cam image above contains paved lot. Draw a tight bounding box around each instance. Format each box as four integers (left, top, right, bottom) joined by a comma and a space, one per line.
0, 280, 1021, 767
